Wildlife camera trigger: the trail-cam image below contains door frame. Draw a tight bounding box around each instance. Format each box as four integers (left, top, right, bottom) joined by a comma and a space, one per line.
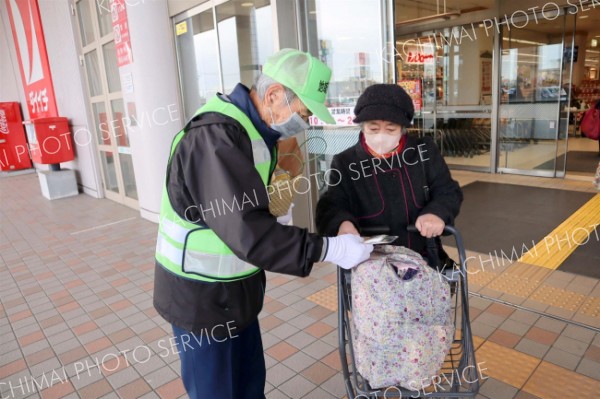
73, 0, 138, 208
395, 7, 576, 178
495, 8, 573, 178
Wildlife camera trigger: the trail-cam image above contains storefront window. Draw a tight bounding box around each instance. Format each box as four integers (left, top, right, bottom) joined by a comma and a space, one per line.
174, 1, 273, 120
217, 0, 273, 94
397, 25, 494, 170
498, 13, 566, 174
175, 10, 220, 120
301, 0, 394, 125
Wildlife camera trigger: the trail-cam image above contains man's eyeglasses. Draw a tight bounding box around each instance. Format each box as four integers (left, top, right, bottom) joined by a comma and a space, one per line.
298, 109, 312, 123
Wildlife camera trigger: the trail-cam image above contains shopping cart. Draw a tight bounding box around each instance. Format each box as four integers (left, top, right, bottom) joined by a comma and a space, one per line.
338, 225, 480, 398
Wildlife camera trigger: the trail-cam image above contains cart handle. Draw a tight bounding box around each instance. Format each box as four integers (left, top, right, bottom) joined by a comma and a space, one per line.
407, 224, 468, 273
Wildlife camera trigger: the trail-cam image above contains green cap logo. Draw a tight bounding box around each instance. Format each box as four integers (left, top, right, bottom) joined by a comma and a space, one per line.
262, 49, 335, 124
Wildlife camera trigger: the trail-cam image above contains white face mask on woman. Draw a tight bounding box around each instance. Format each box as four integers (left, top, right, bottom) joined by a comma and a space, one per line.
362, 120, 403, 154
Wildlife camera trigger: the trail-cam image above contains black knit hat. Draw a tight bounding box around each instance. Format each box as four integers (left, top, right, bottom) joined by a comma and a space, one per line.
353, 84, 414, 127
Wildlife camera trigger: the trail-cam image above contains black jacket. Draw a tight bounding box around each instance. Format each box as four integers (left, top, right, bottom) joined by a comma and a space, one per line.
154, 94, 324, 336
316, 134, 462, 258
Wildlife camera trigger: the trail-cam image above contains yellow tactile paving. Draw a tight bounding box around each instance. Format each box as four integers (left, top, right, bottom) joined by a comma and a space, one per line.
519, 193, 600, 269
307, 285, 338, 312
465, 251, 511, 274
475, 341, 540, 388
487, 262, 552, 298
529, 285, 586, 312
523, 361, 600, 399
504, 261, 553, 281
487, 272, 543, 298
579, 296, 600, 318
465, 269, 498, 287
306, 279, 598, 397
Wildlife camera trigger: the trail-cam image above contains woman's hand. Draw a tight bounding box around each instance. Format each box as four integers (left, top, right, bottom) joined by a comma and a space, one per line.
415, 214, 445, 238
337, 221, 360, 236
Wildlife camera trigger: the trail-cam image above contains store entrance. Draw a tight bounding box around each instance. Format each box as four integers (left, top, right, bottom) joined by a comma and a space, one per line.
394, 3, 600, 178
497, 11, 572, 177
499, 6, 600, 178
562, 6, 600, 178
173, 0, 274, 121
397, 24, 494, 172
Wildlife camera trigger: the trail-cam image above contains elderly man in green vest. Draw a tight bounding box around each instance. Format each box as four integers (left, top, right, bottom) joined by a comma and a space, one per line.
153, 49, 373, 398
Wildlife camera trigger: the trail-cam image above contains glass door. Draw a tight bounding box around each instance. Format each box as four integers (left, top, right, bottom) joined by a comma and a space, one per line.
435, 25, 494, 171
173, 0, 273, 121
75, 0, 138, 206
497, 11, 568, 176
397, 33, 437, 140
174, 6, 221, 121
397, 24, 494, 171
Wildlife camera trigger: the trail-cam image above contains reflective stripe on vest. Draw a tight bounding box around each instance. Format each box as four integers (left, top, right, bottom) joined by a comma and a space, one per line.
155, 95, 274, 282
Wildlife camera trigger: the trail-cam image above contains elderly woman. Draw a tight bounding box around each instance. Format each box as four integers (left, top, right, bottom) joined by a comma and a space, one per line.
316, 84, 463, 266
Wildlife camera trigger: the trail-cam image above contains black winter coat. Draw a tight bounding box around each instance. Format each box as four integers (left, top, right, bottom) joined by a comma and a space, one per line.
154, 110, 324, 336
316, 134, 462, 258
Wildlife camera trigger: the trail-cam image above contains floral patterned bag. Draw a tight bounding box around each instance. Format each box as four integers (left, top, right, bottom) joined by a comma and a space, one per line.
351, 245, 454, 389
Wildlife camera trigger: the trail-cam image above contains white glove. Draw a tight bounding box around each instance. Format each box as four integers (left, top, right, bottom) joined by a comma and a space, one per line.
276, 203, 294, 225
324, 234, 373, 269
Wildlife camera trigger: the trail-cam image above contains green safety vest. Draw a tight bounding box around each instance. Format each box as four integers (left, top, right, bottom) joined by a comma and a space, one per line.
155, 96, 275, 282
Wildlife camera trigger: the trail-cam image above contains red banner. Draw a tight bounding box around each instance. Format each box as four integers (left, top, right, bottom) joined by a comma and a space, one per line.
5, 0, 58, 119
110, 0, 133, 67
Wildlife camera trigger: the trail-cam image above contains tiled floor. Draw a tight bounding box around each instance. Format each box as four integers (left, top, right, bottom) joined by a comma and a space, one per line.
1, 171, 599, 399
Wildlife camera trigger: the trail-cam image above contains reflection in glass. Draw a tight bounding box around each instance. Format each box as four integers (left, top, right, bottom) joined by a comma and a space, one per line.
217, 17, 241, 92
397, 25, 494, 171
302, 0, 392, 124
556, 13, 577, 177
77, 0, 95, 46
216, 0, 273, 93
100, 151, 119, 193
194, 31, 220, 101
85, 50, 102, 96
119, 153, 138, 200
103, 41, 122, 93
111, 99, 129, 147
498, 17, 564, 173
175, 11, 221, 119
96, 0, 113, 37
92, 102, 110, 146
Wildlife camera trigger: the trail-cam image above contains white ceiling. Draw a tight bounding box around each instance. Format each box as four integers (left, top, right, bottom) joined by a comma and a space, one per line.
395, 0, 600, 61
395, 0, 495, 22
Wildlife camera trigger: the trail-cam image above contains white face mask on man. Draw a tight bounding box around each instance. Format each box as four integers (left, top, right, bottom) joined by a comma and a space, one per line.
268, 94, 310, 138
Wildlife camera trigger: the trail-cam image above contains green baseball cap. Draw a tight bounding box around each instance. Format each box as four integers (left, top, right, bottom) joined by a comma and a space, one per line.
262, 48, 335, 124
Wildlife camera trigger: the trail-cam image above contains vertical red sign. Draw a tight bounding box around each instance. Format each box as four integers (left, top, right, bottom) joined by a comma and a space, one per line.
398, 79, 423, 114
5, 0, 58, 119
110, 0, 133, 67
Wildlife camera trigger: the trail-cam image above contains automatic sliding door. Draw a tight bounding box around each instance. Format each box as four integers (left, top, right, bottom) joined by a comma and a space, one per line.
435, 25, 493, 171
397, 34, 437, 139
398, 25, 494, 171
498, 13, 566, 175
